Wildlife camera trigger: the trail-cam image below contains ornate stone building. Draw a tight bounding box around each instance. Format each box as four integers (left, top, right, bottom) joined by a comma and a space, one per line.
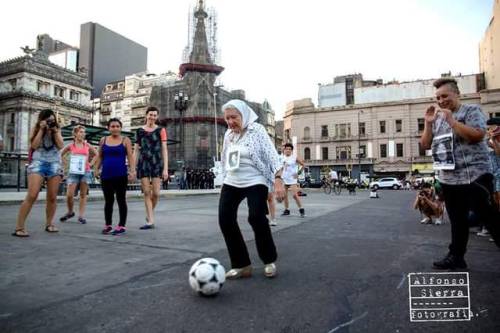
0, 50, 92, 154
284, 73, 498, 181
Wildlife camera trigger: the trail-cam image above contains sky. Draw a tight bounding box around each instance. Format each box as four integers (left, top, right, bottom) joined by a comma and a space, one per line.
0, 0, 494, 119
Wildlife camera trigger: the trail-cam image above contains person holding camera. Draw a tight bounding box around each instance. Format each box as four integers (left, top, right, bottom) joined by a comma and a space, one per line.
13, 109, 64, 237
218, 100, 285, 279
420, 78, 500, 270
414, 183, 443, 225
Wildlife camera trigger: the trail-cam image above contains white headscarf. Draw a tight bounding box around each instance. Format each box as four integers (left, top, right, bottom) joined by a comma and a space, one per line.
222, 99, 258, 130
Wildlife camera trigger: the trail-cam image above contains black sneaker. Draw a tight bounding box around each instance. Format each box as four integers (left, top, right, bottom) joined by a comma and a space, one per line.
102, 226, 113, 235
433, 254, 467, 270
299, 208, 305, 217
281, 209, 290, 216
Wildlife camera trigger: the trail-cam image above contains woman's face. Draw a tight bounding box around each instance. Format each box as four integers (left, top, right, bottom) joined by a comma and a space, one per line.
146, 111, 158, 124
108, 121, 122, 136
224, 108, 243, 133
75, 128, 86, 141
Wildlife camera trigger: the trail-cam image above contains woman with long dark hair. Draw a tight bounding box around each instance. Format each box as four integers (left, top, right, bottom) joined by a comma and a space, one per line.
94, 118, 135, 235
134, 106, 169, 230
13, 109, 64, 237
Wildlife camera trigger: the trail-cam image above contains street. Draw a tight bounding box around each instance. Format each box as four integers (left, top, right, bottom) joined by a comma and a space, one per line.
1, 189, 499, 332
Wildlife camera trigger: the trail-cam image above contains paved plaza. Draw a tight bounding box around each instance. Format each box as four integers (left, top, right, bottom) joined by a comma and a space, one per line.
1, 189, 499, 332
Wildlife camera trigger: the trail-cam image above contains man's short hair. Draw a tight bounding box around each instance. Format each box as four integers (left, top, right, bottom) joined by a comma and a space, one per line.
433, 78, 460, 94
283, 143, 294, 150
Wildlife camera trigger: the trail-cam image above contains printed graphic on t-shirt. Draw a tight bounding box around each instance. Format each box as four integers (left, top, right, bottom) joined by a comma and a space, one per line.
432, 133, 455, 170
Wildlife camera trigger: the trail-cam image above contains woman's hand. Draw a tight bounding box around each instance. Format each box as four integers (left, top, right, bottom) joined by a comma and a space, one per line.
162, 169, 169, 182
274, 178, 285, 202
128, 170, 136, 182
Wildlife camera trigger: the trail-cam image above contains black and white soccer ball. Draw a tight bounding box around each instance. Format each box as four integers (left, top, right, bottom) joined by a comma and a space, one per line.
189, 258, 226, 296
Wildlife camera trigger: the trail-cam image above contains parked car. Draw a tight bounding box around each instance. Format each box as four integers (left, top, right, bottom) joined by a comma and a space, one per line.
369, 177, 402, 190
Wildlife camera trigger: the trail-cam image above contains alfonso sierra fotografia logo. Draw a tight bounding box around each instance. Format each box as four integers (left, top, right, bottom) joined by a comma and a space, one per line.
408, 272, 471, 322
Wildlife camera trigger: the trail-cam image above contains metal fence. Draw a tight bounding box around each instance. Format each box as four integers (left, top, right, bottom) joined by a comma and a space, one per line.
0, 153, 28, 191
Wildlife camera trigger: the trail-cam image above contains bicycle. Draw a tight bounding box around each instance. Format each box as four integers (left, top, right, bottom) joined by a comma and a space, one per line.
321, 179, 332, 194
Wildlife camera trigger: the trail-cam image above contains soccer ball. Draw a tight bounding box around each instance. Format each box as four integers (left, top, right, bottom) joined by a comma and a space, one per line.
189, 258, 226, 296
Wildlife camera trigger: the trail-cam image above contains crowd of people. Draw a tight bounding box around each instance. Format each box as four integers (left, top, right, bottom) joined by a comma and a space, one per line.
178, 168, 216, 190
9, 81, 500, 277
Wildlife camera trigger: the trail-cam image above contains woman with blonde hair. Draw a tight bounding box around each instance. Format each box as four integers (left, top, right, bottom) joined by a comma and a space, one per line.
13, 109, 64, 237
59, 125, 98, 224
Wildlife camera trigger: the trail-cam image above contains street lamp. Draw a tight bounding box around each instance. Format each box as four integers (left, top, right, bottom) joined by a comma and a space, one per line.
213, 90, 218, 161
357, 110, 364, 185
174, 91, 189, 167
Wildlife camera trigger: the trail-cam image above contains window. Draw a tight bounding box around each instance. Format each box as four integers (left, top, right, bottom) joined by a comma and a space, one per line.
418, 143, 426, 156
395, 119, 402, 133
284, 129, 290, 142
8, 79, 17, 90
37, 81, 44, 92
304, 147, 311, 160
10, 113, 15, 124
336, 146, 351, 160
379, 121, 386, 134
303, 126, 310, 139
396, 143, 404, 157
336, 123, 351, 138
54, 86, 65, 98
359, 122, 365, 136
359, 145, 366, 158
70, 90, 80, 102
10, 137, 15, 151
322, 147, 329, 160
321, 125, 328, 138
380, 144, 387, 158
418, 118, 425, 132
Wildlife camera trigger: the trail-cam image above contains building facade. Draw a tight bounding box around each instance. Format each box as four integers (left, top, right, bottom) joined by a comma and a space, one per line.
80, 22, 148, 98
0, 51, 92, 154
480, 0, 500, 90
97, 72, 178, 130
285, 73, 498, 181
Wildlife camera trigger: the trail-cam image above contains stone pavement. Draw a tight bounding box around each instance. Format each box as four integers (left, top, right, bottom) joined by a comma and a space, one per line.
0, 188, 220, 205
1, 189, 499, 332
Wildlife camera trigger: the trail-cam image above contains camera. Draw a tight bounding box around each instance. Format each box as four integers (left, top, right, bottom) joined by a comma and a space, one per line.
46, 120, 56, 129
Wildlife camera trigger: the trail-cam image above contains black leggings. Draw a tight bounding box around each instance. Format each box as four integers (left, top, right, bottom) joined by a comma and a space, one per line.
218, 184, 277, 268
441, 173, 500, 257
101, 176, 128, 227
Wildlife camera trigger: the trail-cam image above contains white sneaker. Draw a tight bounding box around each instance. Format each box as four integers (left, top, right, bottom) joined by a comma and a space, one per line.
264, 263, 277, 278
269, 219, 277, 226
420, 217, 431, 224
477, 228, 490, 237
434, 219, 442, 225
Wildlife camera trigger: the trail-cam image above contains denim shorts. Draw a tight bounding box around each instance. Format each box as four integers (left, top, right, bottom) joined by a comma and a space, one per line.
67, 171, 93, 184
27, 160, 63, 178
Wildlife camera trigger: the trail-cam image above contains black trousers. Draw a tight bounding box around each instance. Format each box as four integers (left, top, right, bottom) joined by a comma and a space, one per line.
101, 176, 128, 227
441, 173, 500, 257
218, 184, 277, 268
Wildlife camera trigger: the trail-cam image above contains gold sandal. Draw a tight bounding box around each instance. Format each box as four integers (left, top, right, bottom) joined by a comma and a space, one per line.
12, 229, 30, 237
225, 265, 252, 279
45, 225, 59, 233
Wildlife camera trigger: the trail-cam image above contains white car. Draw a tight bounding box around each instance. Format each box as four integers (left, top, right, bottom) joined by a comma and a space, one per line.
369, 177, 402, 190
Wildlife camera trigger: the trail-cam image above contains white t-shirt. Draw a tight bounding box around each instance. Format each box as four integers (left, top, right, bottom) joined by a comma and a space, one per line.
223, 144, 267, 188
282, 155, 299, 185
329, 170, 338, 180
